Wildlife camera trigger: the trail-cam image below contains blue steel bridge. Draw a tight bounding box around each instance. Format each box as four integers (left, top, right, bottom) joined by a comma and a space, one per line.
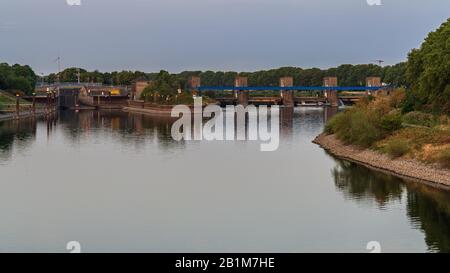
197, 86, 385, 92
191, 75, 389, 107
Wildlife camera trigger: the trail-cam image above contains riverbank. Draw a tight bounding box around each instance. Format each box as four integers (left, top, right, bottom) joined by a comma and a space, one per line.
123, 99, 217, 116
123, 100, 185, 117
0, 108, 57, 121
314, 133, 450, 189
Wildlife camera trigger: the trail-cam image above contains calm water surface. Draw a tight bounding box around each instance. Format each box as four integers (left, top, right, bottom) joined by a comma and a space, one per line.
0, 108, 449, 253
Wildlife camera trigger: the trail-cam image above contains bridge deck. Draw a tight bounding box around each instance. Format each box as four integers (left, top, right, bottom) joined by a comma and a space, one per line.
199, 86, 386, 92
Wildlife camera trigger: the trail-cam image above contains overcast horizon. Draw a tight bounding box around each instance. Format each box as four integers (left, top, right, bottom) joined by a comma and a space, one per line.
1, 0, 449, 74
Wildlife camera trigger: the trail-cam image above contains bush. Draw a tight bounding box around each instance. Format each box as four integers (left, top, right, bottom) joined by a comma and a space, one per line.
325, 94, 403, 147
328, 108, 382, 147
387, 89, 406, 108
324, 115, 339, 134
381, 110, 403, 132
436, 148, 450, 169
385, 139, 410, 158
402, 111, 436, 127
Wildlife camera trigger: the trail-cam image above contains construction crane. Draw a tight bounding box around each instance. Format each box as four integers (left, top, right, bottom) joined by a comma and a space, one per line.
54, 56, 61, 84
371, 59, 384, 66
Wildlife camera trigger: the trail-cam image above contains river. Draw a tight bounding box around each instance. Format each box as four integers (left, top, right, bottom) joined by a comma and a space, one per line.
0, 108, 449, 253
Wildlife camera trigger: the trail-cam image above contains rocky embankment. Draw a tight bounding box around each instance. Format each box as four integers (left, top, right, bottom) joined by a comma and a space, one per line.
314, 133, 450, 189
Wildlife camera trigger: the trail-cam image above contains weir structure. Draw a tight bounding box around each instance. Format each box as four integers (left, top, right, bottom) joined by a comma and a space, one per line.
190, 76, 386, 107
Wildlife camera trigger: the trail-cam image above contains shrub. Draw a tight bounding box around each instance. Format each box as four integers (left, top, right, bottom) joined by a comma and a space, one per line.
385, 139, 410, 158
387, 89, 406, 108
331, 109, 382, 147
381, 110, 403, 132
436, 148, 450, 169
324, 114, 339, 134
402, 111, 436, 127
438, 115, 449, 125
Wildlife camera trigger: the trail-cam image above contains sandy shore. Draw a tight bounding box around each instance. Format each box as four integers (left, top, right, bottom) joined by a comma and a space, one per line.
313, 133, 450, 189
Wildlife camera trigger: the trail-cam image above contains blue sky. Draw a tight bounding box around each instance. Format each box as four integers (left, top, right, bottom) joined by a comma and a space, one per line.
0, 0, 449, 74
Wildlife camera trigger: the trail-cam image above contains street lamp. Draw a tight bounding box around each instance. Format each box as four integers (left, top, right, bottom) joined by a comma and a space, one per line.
32, 92, 36, 113
15, 93, 20, 117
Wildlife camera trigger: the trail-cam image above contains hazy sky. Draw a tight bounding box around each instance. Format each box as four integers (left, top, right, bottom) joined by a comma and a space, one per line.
0, 0, 449, 74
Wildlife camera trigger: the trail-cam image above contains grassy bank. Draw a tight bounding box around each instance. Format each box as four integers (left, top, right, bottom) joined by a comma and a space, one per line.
0, 91, 32, 112
325, 90, 450, 169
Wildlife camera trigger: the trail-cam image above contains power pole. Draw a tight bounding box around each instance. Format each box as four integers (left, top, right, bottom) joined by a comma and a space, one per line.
77, 68, 81, 84
54, 56, 61, 84
54, 56, 62, 109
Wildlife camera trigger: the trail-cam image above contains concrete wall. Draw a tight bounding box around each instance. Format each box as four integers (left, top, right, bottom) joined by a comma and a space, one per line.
323, 77, 339, 107
132, 80, 152, 100
323, 77, 338, 87
280, 77, 294, 107
366, 77, 381, 87
235, 76, 248, 106
189, 76, 201, 96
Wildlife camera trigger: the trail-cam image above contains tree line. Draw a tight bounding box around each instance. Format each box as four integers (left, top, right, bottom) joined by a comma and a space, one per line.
0, 62, 407, 97
44, 63, 406, 89
0, 63, 36, 95
0, 18, 447, 113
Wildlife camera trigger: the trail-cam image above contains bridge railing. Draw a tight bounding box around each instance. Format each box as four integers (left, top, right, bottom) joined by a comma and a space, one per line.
197, 86, 389, 92
36, 82, 105, 87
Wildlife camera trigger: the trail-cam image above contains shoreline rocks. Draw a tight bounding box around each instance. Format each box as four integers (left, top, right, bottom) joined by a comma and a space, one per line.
313, 133, 450, 190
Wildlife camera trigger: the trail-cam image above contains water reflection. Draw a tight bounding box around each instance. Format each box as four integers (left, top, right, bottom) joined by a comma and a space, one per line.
406, 183, 450, 252
0, 109, 449, 252
331, 159, 450, 252
58, 110, 184, 150
0, 118, 37, 162
331, 159, 404, 208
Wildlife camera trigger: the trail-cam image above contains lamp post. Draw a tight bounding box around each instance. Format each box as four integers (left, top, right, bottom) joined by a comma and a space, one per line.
52, 90, 56, 110
15, 93, 20, 118
46, 89, 51, 114
32, 92, 36, 114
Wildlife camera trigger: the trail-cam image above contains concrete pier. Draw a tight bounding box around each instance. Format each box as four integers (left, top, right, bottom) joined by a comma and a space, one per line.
235, 76, 249, 106
280, 77, 294, 107
366, 77, 382, 96
323, 77, 339, 107
189, 76, 201, 96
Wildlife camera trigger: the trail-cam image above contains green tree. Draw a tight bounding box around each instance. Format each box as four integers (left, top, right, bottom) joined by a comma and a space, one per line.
0, 62, 36, 95
405, 18, 450, 113
140, 70, 180, 102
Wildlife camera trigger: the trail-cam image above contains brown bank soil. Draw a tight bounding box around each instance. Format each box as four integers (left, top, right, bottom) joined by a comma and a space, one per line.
314, 133, 450, 189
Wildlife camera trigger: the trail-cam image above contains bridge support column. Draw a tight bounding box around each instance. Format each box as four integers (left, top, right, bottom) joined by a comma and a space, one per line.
366, 77, 381, 96
189, 76, 201, 97
323, 77, 339, 107
235, 76, 248, 106
280, 77, 294, 107
325, 90, 339, 107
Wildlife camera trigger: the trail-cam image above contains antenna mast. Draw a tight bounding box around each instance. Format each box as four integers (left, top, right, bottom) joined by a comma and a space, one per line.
371, 59, 384, 66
